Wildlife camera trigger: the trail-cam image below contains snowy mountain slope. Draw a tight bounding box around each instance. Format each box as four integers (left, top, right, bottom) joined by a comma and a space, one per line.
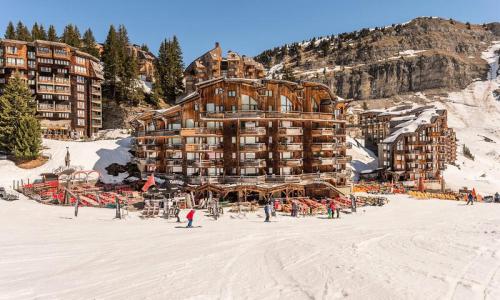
0, 137, 132, 190
436, 41, 500, 194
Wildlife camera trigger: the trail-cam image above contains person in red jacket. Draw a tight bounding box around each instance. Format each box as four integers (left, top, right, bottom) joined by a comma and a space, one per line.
329, 201, 336, 219
186, 209, 195, 228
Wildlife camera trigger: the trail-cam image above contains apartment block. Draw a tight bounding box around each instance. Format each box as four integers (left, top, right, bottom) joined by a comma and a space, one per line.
0, 39, 103, 138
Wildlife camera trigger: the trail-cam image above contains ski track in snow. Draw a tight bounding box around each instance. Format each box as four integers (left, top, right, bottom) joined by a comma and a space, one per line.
1, 195, 500, 299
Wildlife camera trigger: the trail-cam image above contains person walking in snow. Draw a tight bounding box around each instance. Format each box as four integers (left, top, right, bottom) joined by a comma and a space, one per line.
264, 201, 271, 222
186, 209, 195, 227
494, 192, 500, 203
327, 200, 333, 219
329, 200, 336, 219
466, 192, 474, 205
174, 205, 181, 223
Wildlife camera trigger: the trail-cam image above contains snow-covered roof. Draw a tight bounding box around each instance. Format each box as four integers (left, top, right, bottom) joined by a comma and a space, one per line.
382, 109, 440, 144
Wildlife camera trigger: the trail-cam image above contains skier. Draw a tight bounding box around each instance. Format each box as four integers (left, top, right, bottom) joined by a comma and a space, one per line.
186, 209, 195, 227
494, 192, 500, 203
264, 201, 271, 222
466, 192, 474, 205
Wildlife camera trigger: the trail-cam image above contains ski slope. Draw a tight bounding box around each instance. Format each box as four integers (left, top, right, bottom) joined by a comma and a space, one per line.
1, 195, 499, 299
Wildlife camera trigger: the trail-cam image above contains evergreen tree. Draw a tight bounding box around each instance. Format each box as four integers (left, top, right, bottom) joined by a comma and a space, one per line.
140, 44, 150, 52
61, 24, 81, 47
15, 21, 31, 41
39, 24, 48, 40
155, 36, 185, 104
282, 64, 296, 82
102, 25, 120, 99
47, 25, 58, 41
81, 28, 100, 58
0, 74, 41, 159
4, 21, 16, 39
31, 22, 41, 40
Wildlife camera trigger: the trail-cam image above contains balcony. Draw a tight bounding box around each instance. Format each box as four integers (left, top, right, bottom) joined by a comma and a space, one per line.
240, 127, 266, 136
311, 128, 335, 136
165, 158, 183, 166
311, 157, 335, 165
134, 129, 180, 137
278, 158, 303, 167
278, 127, 303, 136
164, 144, 183, 151
277, 143, 303, 151
181, 127, 223, 136
240, 143, 267, 152
37, 104, 71, 112
240, 159, 266, 168
133, 157, 158, 166
185, 143, 223, 152
311, 143, 337, 151
192, 159, 224, 168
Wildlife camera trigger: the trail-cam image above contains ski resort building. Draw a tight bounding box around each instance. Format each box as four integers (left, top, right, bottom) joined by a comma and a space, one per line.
184, 42, 266, 94
0, 39, 103, 138
131, 77, 351, 200
359, 105, 456, 181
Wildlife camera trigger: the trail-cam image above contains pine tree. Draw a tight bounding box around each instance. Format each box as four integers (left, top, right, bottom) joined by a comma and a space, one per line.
0, 74, 41, 159
140, 44, 150, 52
282, 64, 296, 82
81, 28, 100, 58
31, 22, 42, 40
39, 24, 48, 40
61, 24, 81, 47
4, 21, 16, 39
47, 25, 58, 41
15, 21, 31, 41
155, 36, 185, 104
102, 25, 119, 99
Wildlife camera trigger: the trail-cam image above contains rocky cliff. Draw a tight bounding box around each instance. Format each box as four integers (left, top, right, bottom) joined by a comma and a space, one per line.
256, 17, 500, 100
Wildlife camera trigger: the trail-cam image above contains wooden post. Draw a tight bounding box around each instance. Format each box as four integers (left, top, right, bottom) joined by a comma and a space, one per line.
115, 196, 121, 219
74, 195, 80, 217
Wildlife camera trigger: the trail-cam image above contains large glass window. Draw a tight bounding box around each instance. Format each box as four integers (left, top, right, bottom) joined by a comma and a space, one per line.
241, 95, 258, 111
280, 95, 293, 112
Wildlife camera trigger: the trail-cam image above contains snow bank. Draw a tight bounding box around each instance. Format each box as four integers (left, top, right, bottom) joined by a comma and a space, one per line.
1, 195, 499, 299
0, 137, 132, 190
347, 136, 379, 181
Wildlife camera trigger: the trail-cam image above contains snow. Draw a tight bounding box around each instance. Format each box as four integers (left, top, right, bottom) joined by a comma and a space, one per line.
435, 41, 500, 195
1, 195, 500, 299
0, 137, 132, 191
382, 108, 439, 143
398, 49, 426, 57
347, 136, 379, 181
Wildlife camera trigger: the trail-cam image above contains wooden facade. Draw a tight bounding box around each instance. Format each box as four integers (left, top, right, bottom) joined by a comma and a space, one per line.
131, 78, 351, 198
0, 39, 103, 138
184, 43, 266, 94
360, 106, 456, 181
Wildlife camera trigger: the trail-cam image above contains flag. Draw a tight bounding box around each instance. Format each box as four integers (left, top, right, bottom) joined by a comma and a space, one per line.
142, 174, 156, 192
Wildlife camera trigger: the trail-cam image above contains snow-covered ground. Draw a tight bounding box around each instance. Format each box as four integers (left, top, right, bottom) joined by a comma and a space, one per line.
1, 195, 499, 299
0, 136, 132, 190
437, 41, 500, 194
347, 136, 378, 181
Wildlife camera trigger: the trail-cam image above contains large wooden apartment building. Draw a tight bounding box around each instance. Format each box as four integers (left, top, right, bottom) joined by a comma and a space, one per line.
359, 105, 456, 181
0, 39, 103, 138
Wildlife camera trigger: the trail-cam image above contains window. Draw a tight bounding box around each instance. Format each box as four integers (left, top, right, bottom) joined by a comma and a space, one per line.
280, 95, 293, 112
77, 85, 85, 92
206, 103, 215, 112
58, 95, 69, 101
6, 57, 24, 66
77, 119, 85, 126
76, 76, 85, 84
37, 58, 53, 64
215, 88, 224, 95
40, 67, 51, 73
77, 110, 85, 117
228, 90, 236, 97
28, 60, 36, 68
75, 56, 86, 65
74, 65, 87, 73
77, 102, 85, 109
37, 47, 50, 54
265, 90, 273, 97
241, 95, 258, 111
59, 113, 69, 119
6, 46, 18, 54
311, 97, 319, 112
57, 68, 68, 74
41, 94, 53, 100
28, 52, 35, 59
54, 48, 68, 56
54, 59, 69, 66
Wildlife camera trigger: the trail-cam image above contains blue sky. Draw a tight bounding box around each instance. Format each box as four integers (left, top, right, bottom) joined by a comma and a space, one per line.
1, 0, 498, 64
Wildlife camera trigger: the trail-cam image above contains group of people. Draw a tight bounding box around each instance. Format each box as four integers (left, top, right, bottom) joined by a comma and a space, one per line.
327, 200, 341, 219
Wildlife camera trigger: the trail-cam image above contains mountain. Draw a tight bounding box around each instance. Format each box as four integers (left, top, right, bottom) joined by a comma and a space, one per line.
255, 17, 500, 100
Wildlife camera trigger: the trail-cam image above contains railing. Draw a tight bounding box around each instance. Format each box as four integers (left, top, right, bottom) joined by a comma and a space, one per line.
278, 127, 303, 135
182, 172, 348, 185
240, 143, 267, 152
278, 158, 303, 167
134, 129, 180, 137
165, 158, 183, 166
240, 127, 266, 135
185, 143, 223, 152
311, 158, 334, 165
37, 104, 71, 112
277, 143, 303, 151
240, 159, 267, 168
192, 159, 225, 168
181, 127, 223, 136
200, 111, 345, 121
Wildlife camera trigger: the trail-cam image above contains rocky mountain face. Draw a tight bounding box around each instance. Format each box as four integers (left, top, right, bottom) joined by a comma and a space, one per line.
256, 17, 500, 100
